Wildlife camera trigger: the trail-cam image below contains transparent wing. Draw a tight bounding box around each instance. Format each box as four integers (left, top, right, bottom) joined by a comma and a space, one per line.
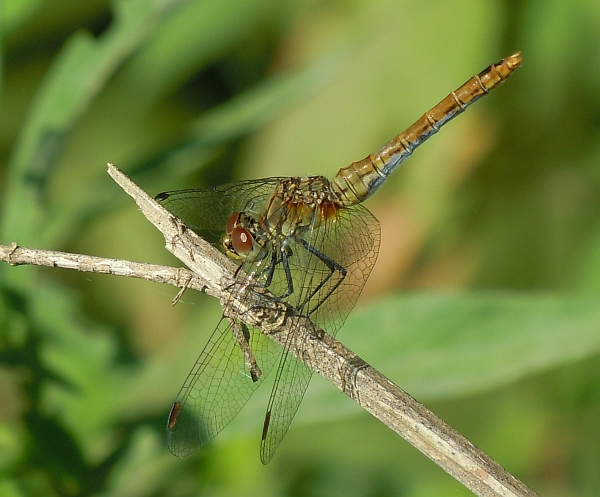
166, 317, 279, 457
156, 178, 283, 233
260, 355, 312, 464
259, 203, 380, 463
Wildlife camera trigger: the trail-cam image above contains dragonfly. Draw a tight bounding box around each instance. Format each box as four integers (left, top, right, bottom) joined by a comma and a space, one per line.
158, 53, 522, 464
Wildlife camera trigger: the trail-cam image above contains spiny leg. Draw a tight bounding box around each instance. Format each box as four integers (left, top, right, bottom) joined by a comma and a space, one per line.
293, 237, 347, 315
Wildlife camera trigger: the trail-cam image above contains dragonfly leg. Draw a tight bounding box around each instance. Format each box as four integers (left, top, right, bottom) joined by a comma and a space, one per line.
294, 237, 347, 315
263, 250, 277, 288
278, 247, 295, 299
231, 320, 262, 381
259, 246, 295, 300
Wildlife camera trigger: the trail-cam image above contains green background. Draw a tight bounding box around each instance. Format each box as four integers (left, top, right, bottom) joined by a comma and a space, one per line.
1, 0, 600, 496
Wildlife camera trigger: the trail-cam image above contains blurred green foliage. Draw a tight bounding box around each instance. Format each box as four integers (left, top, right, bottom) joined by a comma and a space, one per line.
1, 0, 600, 496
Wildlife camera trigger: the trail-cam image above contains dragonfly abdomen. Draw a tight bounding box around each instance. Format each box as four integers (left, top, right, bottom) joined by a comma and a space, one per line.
331, 52, 522, 206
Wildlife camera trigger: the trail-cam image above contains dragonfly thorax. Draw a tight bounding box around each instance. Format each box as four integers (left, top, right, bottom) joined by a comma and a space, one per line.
265, 176, 342, 233
223, 177, 343, 266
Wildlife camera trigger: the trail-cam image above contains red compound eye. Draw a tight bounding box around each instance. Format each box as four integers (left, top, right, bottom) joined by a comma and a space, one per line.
231, 226, 253, 255
226, 212, 241, 235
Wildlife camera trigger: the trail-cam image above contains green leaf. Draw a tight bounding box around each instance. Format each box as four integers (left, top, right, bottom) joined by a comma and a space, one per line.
343, 292, 600, 400
1, 0, 43, 35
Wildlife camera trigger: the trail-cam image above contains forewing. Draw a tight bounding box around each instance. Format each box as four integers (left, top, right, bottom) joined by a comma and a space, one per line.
156, 179, 282, 233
